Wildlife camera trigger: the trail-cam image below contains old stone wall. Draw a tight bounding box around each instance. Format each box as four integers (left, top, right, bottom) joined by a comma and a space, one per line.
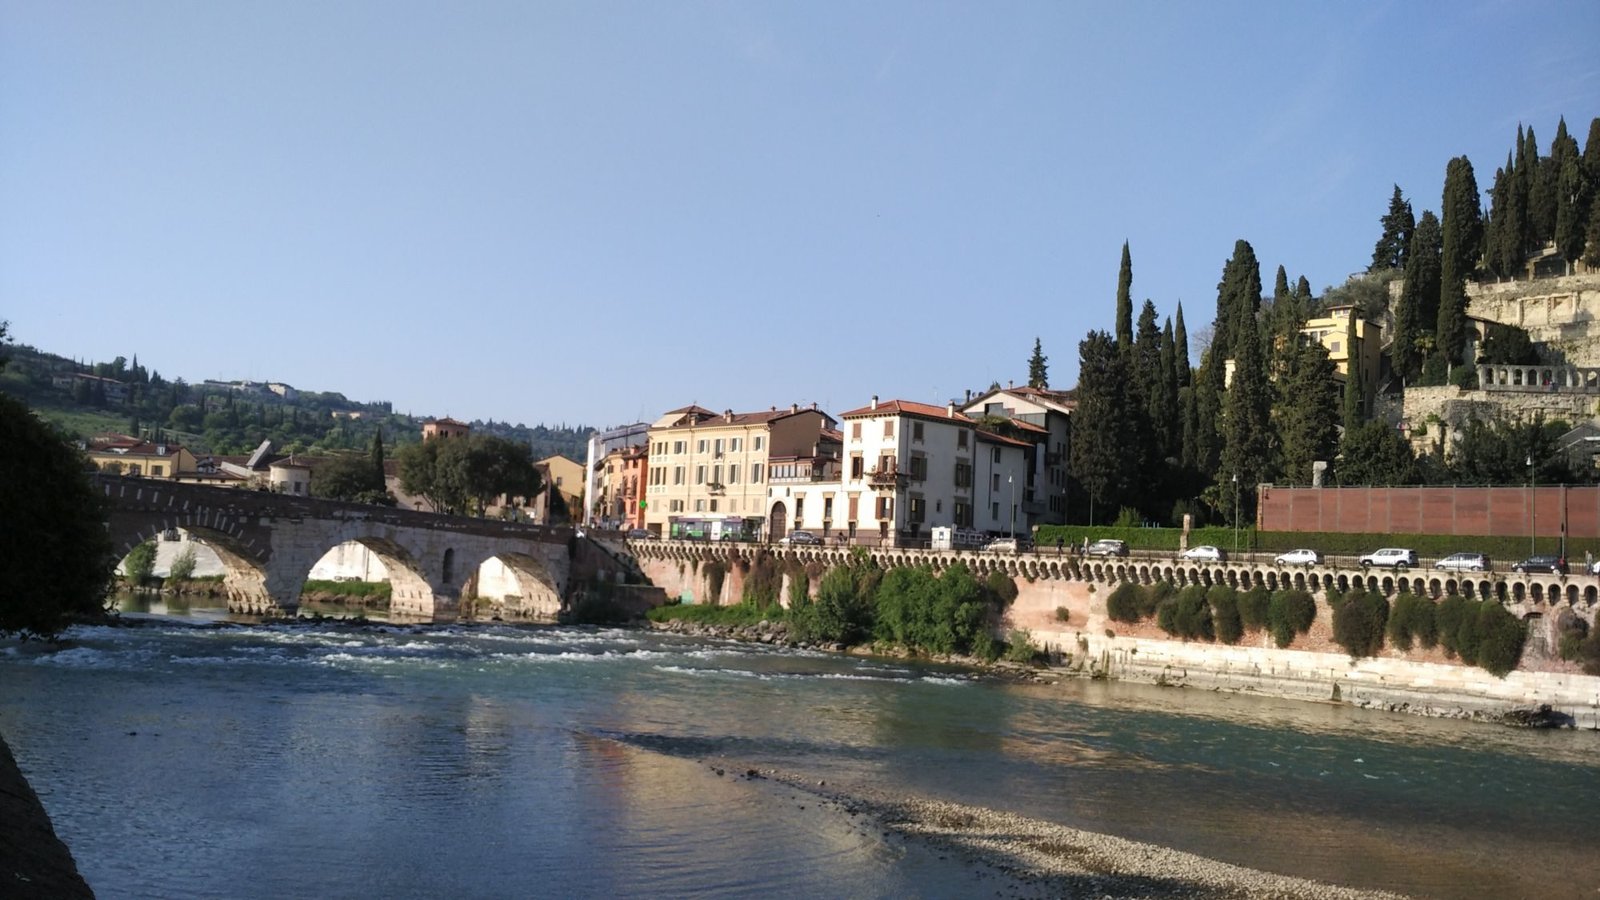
1468, 273, 1600, 366
1001, 575, 1600, 729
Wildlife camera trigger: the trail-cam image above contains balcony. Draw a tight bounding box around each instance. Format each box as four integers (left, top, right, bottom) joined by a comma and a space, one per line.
867, 467, 908, 487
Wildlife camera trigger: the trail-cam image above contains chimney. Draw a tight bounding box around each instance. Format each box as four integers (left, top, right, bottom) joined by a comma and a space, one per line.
810, 401, 817, 410
946, 402, 955, 418
870, 395, 878, 410
724, 409, 733, 422
790, 403, 798, 414
965, 388, 971, 402
1008, 379, 1013, 389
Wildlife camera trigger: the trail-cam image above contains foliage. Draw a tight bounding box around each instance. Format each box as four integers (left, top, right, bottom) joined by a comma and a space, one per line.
1054, 606, 1070, 624
123, 540, 158, 586
985, 571, 1018, 605
1106, 582, 1145, 623
1386, 594, 1437, 652
1027, 337, 1049, 389
872, 563, 991, 656
1370, 184, 1414, 272
396, 434, 543, 516
1556, 616, 1588, 662
1218, 240, 1270, 526
1004, 629, 1040, 664
1433, 596, 1527, 676
789, 560, 875, 645
1274, 341, 1339, 485
741, 550, 783, 608
312, 452, 394, 504
0, 393, 116, 636
1115, 241, 1134, 350
167, 544, 198, 582
1438, 156, 1482, 365
1337, 421, 1417, 486
1207, 585, 1243, 644
1448, 416, 1574, 486
1267, 589, 1317, 648
300, 579, 392, 599
1478, 323, 1539, 366
1158, 585, 1212, 641
1238, 585, 1271, 632
1392, 211, 1441, 382
703, 559, 728, 603
1330, 587, 1389, 658
646, 600, 770, 627
1071, 331, 1137, 522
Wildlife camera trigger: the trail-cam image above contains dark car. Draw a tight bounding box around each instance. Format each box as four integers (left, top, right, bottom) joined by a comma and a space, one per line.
1511, 555, 1567, 575
625, 528, 656, 540
1085, 539, 1129, 558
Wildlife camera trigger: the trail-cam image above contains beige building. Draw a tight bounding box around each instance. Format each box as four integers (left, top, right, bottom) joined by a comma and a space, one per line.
531, 454, 586, 524
421, 417, 471, 440
1300, 305, 1380, 389
645, 403, 835, 540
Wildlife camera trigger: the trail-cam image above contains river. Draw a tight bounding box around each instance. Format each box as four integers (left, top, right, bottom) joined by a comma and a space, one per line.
1, 596, 1596, 898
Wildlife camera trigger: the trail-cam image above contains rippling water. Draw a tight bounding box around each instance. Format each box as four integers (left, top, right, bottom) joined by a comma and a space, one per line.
1, 601, 1596, 899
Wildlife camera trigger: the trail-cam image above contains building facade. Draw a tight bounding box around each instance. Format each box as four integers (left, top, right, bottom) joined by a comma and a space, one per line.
962, 385, 1073, 525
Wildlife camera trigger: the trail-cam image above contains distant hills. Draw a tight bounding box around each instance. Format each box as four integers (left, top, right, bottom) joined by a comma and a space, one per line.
0, 340, 592, 462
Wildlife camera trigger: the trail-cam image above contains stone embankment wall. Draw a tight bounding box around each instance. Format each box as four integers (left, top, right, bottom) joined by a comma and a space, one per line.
1468, 273, 1600, 365
1001, 577, 1600, 729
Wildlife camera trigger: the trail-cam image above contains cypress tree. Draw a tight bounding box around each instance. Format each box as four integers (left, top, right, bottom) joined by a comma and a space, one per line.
1027, 338, 1049, 388
1070, 331, 1136, 524
1173, 303, 1191, 389
1217, 241, 1269, 523
1438, 157, 1482, 366
1275, 341, 1339, 486
1583, 118, 1600, 268
1160, 317, 1180, 462
371, 429, 387, 492
1115, 242, 1134, 351
1342, 313, 1365, 431
1484, 156, 1512, 279
1370, 185, 1414, 271
1528, 124, 1557, 247
1134, 301, 1168, 467
1553, 117, 1585, 271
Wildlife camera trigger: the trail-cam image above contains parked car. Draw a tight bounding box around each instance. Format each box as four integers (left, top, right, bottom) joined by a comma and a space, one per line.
1512, 555, 1567, 574
1359, 547, 1418, 569
1273, 548, 1321, 566
625, 528, 656, 540
1591, 560, 1600, 576
984, 537, 1020, 553
1434, 552, 1488, 572
1180, 545, 1225, 562
1085, 539, 1128, 557
778, 530, 820, 545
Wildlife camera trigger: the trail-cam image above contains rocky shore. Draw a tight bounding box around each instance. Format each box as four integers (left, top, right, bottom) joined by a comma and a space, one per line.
0, 735, 93, 899
714, 762, 1404, 899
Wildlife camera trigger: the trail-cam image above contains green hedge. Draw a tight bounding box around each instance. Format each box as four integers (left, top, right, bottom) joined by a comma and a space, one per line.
1032, 523, 1593, 563
301, 579, 392, 599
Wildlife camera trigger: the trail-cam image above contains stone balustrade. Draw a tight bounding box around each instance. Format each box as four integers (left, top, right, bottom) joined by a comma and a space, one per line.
1479, 363, 1600, 393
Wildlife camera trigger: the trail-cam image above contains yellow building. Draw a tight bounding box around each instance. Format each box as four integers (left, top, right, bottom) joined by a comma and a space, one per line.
531, 454, 586, 524
644, 403, 836, 540
1300, 305, 1380, 389
84, 435, 198, 479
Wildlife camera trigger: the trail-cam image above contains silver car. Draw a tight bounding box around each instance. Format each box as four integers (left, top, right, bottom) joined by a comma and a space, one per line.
1435, 552, 1488, 572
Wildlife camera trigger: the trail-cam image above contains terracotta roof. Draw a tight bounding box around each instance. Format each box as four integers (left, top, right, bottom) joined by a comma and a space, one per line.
87, 437, 188, 458
1004, 419, 1050, 435
426, 417, 471, 427
976, 429, 1033, 449
837, 399, 973, 423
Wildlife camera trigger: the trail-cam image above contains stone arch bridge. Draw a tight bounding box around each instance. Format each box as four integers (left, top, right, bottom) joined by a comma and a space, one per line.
630, 541, 1600, 623
98, 476, 581, 618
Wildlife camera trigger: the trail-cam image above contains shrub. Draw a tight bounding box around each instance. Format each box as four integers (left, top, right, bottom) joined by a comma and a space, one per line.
1207, 585, 1243, 645
1331, 588, 1389, 658
1155, 595, 1178, 634
1435, 595, 1471, 658
985, 571, 1019, 606
1004, 629, 1039, 663
1471, 602, 1527, 677
1141, 581, 1172, 618
791, 565, 873, 645
971, 629, 1001, 662
740, 551, 782, 608
167, 544, 198, 582
1238, 586, 1271, 632
786, 567, 811, 608
301, 579, 392, 600
1386, 594, 1437, 652
1577, 627, 1600, 676
1557, 617, 1589, 662
1054, 606, 1070, 624
1106, 582, 1145, 623
646, 601, 769, 626
1268, 589, 1317, 648
124, 541, 158, 586
1161, 585, 1212, 641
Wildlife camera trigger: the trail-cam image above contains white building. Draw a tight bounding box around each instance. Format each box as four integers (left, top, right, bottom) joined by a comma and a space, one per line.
962, 385, 1074, 525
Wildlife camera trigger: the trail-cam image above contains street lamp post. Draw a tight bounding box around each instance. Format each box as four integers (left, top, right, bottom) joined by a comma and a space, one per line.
1232, 473, 1240, 554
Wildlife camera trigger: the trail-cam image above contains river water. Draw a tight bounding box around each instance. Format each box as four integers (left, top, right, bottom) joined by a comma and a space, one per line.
1, 597, 1596, 899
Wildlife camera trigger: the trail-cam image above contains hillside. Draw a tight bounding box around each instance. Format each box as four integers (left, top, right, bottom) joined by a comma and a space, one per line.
0, 340, 591, 461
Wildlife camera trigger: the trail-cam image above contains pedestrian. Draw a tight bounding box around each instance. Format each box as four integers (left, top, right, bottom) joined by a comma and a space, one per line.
1056, 535, 1064, 557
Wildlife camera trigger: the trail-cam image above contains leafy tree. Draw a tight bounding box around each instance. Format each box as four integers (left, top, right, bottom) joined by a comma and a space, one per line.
1479, 323, 1539, 365
1337, 421, 1416, 486
1438, 156, 1482, 366
1370, 184, 1414, 271
1448, 416, 1573, 486
1027, 338, 1049, 388
1115, 241, 1133, 351
123, 541, 157, 585
1393, 211, 1442, 381
312, 453, 392, 504
0, 391, 116, 637
167, 544, 198, 582
1070, 331, 1136, 524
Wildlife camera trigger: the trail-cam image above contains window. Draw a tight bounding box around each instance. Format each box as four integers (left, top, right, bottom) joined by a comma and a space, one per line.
851, 422, 862, 439
992, 473, 1000, 491
876, 497, 893, 519
697, 439, 707, 453
848, 495, 859, 520
992, 501, 1000, 519
752, 463, 764, 482
1331, 340, 1342, 353
909, 454, 927, 481
731, 438, 742, 452
958, 430, 968, 449
710, 500, 718, 512
728, 465, 739, 484
954, 501, 972, 527
912, 421, 924, 442
823, 497, 833, 519
883, 420, 895, 438
151, 465, 164, 477
673, 440, 686, 454
850, 455, 863, 478
754, 436, 765, 450
695, 499, 706, 511
992, 447, 1002, 463
908, 495, 925, 523
712, 465, 722, 485
714, 439, 724, 455
954, 461, 972, 488
695, 465, 705, 485
795, 498, 805, 520
673, 466, 685, 485
671, 499, 684, 512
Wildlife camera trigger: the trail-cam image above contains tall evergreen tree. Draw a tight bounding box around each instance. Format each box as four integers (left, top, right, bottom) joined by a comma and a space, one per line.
1584, 118, 1600, 268
1393, 210, 1442, 382
1275, 341, 1339, 485
1485, 155, 1516, 279
1069, 331, 1136, 524
371, 429, 387, 488
1026, 338, 1049, 388
1173, 303, 1191, 388
1528, 124, 1558, 246
1553, 117, 1585, 271
1215, 241, 1268, 523
1370, 185, 1415, 271
1159, 317, 1180, 462
1133, 301, 1168, 468
1438, 157, 1482, 366
1342, 314, 1365, 431
1265, 265, 1305, 377
1115, 242, 1134, 351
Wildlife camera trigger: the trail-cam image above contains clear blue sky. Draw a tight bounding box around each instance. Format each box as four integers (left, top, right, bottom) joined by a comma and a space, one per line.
3, 2, 1596, 430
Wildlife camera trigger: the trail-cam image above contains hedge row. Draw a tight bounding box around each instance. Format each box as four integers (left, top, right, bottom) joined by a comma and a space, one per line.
1033, 524, 1594, 562
1108, 582, 1315, 649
